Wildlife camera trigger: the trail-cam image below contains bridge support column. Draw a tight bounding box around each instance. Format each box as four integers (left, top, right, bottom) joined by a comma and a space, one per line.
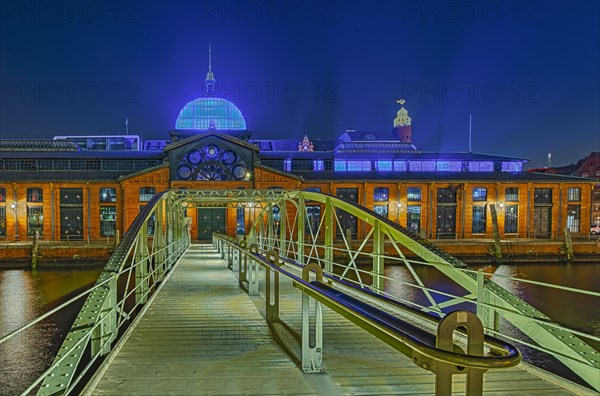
91, 273, 117, 357
248, 244, 260, 295
301, 263, 324, 373
265, 249, 281, 320
372, 221, 384, 293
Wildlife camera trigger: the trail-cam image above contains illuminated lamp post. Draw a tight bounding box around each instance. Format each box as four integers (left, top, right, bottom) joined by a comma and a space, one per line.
10, 202, 17, 240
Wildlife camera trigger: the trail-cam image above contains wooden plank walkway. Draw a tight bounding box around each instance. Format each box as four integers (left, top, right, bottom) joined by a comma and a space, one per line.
88, 244, 587, 395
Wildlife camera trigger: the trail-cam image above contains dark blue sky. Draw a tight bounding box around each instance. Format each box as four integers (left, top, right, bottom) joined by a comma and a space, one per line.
1, 1, 598, 167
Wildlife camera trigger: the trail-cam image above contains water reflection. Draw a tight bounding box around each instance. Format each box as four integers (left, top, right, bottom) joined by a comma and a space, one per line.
0, 267, 102, 396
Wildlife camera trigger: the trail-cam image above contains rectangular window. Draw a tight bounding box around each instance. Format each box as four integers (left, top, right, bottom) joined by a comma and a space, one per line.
0, 187, 5, 202
374, 204, 388, 218
505, 187, 519, 202
284, 159, 292, 172
140, 205, 156, 236
306, 205, 321, 236
27, 206, 43, 236
409, 160, 436, 171
313, 160, 324, 171
374, 187, 389, 202
566, 205, 580, 232
86, 160, 101, 170
468, 161, 494, 172
305, 187, 321, 193
139, 187, 156, 202
334, 160, 346, 171
22, 160, 37, 171
376, 161, 392, 171
407, 187, 422, 201
27, 188, 43, 202
0, 207, 5, 237
393, 160, 407, 171
407, 205, 421, 234
534, 188, 552, 204
100, 187, 117, 203
472, 206, 487, 234
236, 207, 245, 234
347, 160, 371, 171
567, 187, 581, 202
504, 205, 518, 233
100, 206, 117, 237
502, 161, 523, 172
436, 161, 462, 172
472, 187, 487, 202
69, 160, 85, 170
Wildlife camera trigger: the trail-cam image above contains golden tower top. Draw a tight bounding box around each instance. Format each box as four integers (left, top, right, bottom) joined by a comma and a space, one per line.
394, 99, 411, 127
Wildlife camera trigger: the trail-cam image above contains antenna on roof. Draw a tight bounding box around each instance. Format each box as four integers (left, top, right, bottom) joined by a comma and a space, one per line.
468, 114, 472, 153
547, 151, 552, 168
125, 118, 129, 135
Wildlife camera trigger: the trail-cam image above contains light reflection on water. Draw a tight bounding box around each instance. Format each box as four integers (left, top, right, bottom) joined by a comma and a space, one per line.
0, 267, 103, 396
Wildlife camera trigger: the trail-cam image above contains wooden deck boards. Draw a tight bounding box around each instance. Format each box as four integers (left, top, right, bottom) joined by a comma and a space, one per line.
89, 244, 583, 395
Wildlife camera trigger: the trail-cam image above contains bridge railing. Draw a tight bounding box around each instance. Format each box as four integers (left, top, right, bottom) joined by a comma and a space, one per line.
214, 233, 521, 395
0, 191, 190, 396
242, 190, 600, 392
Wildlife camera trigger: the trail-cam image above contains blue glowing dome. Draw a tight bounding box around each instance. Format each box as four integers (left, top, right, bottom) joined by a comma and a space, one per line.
175, 97, 247, 131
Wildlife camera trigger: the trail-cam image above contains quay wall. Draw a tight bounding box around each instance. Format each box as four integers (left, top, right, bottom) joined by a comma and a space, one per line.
1, 240, 599, 266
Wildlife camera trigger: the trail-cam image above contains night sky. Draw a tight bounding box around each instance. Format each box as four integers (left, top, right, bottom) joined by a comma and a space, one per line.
1, 1, 598, 167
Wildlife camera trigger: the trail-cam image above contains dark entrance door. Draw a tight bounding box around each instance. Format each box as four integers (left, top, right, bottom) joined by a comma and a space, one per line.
60, 188, 83, 240
436, 205, 456, 239
197, 208, 226, 240
533, 206, 552, 238
61, 207, 83, 240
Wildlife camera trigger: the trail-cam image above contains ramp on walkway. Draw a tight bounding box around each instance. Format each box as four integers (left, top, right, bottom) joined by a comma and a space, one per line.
88, 244, 583, 395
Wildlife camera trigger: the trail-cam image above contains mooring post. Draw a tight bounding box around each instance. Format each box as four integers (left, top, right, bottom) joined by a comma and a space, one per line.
31, 231, 39, 270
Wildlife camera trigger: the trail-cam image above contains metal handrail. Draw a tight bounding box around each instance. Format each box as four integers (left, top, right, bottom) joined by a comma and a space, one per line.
216, 234, 521, 371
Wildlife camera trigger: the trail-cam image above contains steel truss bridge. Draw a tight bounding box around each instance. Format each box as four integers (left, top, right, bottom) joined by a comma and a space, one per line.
1, 189, 598, 395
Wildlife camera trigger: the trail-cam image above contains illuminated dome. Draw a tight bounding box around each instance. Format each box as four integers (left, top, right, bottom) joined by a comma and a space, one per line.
175, 44, 247, 131
175, 97, 246, 130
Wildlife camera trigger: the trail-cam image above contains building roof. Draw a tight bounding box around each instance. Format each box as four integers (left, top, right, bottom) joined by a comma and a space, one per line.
298, 171, 596, 182
0, 139, 79, 151
257, 151, 528, 161
164, 131, 259, 153
250, 138, 336, 152
0, 150, 166, 159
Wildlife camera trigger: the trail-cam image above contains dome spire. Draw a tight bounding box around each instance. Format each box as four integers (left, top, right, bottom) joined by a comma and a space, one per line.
205, 42, 216, 96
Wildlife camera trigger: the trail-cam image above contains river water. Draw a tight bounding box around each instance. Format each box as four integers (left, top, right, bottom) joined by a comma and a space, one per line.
0, 267, 103, 396
0, 262, 598, 395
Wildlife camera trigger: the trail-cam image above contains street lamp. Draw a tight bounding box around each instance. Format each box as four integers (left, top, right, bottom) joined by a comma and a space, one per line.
10, 202, 17, 240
